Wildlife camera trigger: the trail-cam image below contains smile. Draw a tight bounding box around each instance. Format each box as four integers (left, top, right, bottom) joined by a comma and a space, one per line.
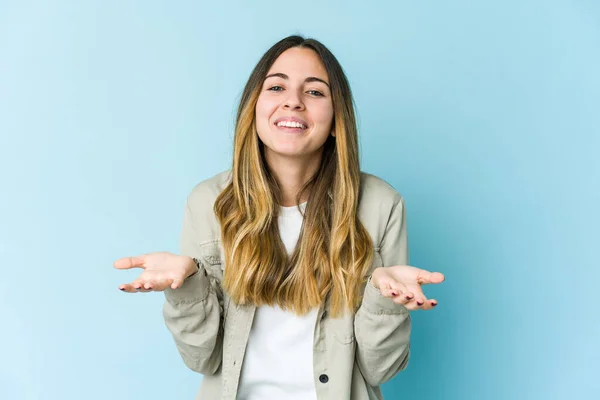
275, 121, 308, 129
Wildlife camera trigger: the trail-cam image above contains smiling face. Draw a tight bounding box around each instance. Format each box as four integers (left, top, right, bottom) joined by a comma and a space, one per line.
255, 47, 334, 165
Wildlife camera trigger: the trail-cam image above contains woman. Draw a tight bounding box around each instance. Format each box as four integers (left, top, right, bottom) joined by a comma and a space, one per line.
115, 35, 445, 400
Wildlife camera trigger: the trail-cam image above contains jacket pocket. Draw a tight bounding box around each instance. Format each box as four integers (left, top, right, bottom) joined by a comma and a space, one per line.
198, 240, 232, 319
198, 240, 224, 279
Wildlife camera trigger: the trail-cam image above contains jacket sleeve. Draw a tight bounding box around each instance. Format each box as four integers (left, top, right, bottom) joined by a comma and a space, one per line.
354, 194, 412, 386
161, 195, 224, 375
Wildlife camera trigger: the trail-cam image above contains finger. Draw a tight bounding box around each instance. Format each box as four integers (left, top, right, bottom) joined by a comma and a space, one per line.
414, 296, 428, 307
113, 256, 147, 270
416, 271, 445, 285
406, 283, 423, 293
396, 291, 414, 303
131, 279, 148, 292
383, 281, 405, 298
118, 283, 137, 293
374, 280, 394, 298
404, 292, 430, 310
402, 298, 418, 310
409, 298, 439, 311
381, 286, 397, 298
389, 282, 412, 303
402, 294, 426, 309
136, 282, 152, 293
392, 292, 414, 305
421, 299, 439, 310
404, 285, 427, 305
389, 281, 408, 296
147, 278, 173, 292
171, 277, 184, 290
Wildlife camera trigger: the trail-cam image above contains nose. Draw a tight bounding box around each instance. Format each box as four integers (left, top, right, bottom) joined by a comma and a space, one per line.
283, 89, 305, 111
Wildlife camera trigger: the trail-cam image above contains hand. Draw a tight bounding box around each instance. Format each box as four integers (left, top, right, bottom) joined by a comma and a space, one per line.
371, 265, 445, 311
113, 252, 197, 293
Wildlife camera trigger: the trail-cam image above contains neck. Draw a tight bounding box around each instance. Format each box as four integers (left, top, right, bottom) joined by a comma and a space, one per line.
265, 150, 322, 207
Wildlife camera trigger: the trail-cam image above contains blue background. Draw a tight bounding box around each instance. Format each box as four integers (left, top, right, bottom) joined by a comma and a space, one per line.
1, 1, 598, 399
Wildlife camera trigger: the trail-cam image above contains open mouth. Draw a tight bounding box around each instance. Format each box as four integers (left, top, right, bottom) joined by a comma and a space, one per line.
274, 120, 308, 132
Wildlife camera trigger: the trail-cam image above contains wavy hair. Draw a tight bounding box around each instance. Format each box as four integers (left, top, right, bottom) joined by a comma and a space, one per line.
214, 35, 373, 317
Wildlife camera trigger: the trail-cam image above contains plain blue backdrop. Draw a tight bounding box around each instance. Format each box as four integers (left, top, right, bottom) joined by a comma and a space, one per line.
1, 1, 598, 399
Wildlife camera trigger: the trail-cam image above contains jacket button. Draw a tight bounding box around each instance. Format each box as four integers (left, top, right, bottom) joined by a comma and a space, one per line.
319, 374, 329, 383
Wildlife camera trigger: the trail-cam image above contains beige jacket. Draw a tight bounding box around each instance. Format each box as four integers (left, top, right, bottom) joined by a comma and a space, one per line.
162, 170, 411, 400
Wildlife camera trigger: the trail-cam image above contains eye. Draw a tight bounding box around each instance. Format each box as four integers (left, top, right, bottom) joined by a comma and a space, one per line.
307, 90, 324, 97
267, 85, 284, 92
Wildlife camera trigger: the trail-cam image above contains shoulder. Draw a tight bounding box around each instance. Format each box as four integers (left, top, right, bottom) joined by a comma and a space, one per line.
187, 170, 232, 205
358, 172, 406, 244
359, 172, 404, 208
184, 170, 231, 237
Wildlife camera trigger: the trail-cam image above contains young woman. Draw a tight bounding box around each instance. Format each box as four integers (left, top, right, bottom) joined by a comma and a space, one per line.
115, 35, 445, 400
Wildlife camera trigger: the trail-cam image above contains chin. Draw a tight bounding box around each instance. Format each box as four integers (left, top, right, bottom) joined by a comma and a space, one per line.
264, 144, 308, 159
272, 148, 307, 158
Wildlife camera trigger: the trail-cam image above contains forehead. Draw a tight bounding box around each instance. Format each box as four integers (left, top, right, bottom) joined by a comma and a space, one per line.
267, 47, 328, 79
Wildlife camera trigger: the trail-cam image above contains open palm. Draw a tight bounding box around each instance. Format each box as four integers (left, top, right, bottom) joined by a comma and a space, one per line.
371, 265, 445, 311
113, 251, 196, 293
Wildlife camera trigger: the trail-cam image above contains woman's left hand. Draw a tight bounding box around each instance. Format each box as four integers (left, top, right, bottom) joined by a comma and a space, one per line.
370, 265, 445, 311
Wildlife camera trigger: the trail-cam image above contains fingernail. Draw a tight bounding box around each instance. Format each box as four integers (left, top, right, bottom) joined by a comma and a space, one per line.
417, 301, 423, 306
431, 302, 438, 307
391, 292, 398, 296
119, 287, 125, 291
405, 295, 411, 300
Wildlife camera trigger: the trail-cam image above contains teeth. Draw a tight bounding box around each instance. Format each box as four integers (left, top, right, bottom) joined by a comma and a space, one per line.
277, 121, 306, 129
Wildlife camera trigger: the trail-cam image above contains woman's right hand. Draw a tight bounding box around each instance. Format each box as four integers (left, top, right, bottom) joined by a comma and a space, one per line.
113, 252, 198, 293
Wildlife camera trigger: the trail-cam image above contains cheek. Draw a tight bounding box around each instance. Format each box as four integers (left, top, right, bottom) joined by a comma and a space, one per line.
255, 98, 275, 129
255, 98, 274, 143
314, 104, 334, 130
256, 94, 276, 115
255, 99, 265, 121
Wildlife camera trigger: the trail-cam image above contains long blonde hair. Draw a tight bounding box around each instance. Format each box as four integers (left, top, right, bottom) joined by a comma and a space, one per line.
214, 35, 373, 317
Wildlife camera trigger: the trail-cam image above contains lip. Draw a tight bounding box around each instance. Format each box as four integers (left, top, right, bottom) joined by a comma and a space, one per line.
273, 116, 309, 129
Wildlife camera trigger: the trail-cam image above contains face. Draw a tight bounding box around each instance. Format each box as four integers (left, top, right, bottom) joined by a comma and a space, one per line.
255, 47, 334, 164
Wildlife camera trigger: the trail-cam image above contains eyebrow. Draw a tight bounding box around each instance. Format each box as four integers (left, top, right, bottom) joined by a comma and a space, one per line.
265, 72, 330, 88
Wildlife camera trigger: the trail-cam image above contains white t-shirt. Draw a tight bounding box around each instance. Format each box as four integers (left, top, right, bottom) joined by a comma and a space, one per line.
236, 202, 319, 400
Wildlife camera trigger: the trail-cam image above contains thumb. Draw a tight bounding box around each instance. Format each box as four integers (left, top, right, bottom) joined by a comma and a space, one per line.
113, 256, 146, 270
417, 271, 445, 285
